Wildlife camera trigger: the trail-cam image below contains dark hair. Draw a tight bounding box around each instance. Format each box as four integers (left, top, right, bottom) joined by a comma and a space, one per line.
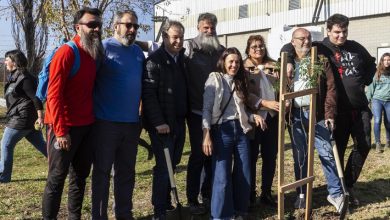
376, 52, 390, 80
5, 49, 28, 71
161, 20, 185, 38
326, 13, 349, 30
114, 9, 138, 23
198, 13, 218, 25
245, 35, 274, 63
216, 47, 249, 102
73, 7, 102, 31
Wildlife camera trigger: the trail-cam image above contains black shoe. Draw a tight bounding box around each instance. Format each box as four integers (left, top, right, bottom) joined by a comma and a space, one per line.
166, 203, 176, 212
260, 192, 277, 207
347, 187, 360, 206
188, 201, 206, 215
152, 214, 166, 220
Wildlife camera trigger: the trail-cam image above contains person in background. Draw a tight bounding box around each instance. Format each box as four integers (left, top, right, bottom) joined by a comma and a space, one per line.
366, 52, 390, 153
0, 49, 47, 183
202, 47, 263, 219
243, 35, 279, 208
41, 7, 103, 219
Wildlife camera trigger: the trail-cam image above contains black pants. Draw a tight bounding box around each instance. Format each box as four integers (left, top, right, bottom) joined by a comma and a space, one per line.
42, 125, 93, 220
249, 114, 278, 201
334, 108, 371, 188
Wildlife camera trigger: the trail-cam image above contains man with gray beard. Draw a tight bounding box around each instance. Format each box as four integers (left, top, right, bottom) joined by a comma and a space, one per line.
184, 12, 225, 215
42, 7, 103, 219
91, 10, 145, 219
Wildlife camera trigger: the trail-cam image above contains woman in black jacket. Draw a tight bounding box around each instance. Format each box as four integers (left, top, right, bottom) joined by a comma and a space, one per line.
0, 50, 47, 183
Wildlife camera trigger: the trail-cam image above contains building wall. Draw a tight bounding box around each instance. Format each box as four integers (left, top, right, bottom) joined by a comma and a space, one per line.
222, 14, 390, 61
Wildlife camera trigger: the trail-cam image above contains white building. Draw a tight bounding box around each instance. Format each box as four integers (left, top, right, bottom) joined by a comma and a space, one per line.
154, 0, 390, 60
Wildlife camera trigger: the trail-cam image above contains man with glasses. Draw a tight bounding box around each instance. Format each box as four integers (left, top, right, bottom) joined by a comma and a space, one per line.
91, 10, 144, 219
142, 20, 187, 220
288, 28, 347, 217
42, 7, 104, 219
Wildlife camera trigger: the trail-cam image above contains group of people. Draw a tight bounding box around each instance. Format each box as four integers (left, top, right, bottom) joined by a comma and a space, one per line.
0, 6, 389, 220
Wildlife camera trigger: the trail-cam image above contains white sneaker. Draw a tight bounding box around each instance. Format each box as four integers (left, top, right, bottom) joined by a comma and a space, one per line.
327, 194, 346, 214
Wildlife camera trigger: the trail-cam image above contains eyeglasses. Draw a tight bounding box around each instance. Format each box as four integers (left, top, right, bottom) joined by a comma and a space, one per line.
117, 22, 140, 30
78, 21, 102, 29
250, 45, 265, 51
294, 37, 311, 42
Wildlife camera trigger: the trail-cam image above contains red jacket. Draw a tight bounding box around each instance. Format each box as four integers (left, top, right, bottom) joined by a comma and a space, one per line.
45, 35, 96, 136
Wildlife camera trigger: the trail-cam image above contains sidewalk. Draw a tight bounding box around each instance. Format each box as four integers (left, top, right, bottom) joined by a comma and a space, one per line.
0, 98, 5, 107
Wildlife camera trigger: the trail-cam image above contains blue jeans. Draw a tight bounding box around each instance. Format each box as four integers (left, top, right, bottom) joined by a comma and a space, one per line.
291, 108, 342, 197
148, 117, 186, 217
91, 120, 140, 219
210, 120, 251, 220
371, 99, 390, 143
0, 126, 47, 182
186, 112, 212, 203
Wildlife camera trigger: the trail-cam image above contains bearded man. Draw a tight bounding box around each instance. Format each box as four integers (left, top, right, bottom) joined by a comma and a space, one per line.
183, 12, 225, 215
42, 7, 104, 219
90, 9, 145, 220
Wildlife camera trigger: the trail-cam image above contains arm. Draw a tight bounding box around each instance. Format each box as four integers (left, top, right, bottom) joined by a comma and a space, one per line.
324, 62, 337, 129
22, 76, 44, 128
46, 45, 74, 137
365, 76, 376, 102
358, 42, 376, 86
142, 58, 168, 132
201, 74, 217, 156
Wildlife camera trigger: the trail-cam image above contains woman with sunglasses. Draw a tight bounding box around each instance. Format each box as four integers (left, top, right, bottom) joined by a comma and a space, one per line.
244, 35, 279, 208
0, 49, 47, 183
202, 47, 262, 219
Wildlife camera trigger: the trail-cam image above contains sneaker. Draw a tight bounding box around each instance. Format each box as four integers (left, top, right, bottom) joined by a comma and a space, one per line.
347, 187, 360, 206
260, 192, 277, 207
189, 201, 206, 215
294, 194, 306, 209
152, 214, 166, 220
327, 194, 348, 216
166, 203, 176, 212
376, 142, 384, 153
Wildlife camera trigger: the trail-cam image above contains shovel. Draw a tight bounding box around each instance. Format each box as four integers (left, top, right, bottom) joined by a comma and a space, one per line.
327, 122, 349, 219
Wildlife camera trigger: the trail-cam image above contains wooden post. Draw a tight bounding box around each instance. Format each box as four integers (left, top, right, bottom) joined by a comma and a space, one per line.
305, 46, 317, 219
277, 52, 288, 219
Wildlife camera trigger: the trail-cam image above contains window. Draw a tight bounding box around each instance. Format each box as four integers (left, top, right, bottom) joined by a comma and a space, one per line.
239, 4, 248, 19
289, 0, 301, 10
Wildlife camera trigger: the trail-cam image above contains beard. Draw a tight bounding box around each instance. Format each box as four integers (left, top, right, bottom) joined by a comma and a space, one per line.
80, 29, 104, 60
198, 32, 220, 53
116, 29, 136, 46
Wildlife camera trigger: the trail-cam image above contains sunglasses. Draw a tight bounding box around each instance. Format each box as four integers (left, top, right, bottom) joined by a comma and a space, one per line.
78, 21, 102, 29
117, 22, 140, 30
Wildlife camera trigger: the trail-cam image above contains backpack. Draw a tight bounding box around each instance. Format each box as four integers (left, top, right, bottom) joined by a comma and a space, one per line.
36, 41, 80, 102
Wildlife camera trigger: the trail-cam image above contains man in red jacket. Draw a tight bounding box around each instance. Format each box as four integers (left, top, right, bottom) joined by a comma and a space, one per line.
41, 7, 103, 219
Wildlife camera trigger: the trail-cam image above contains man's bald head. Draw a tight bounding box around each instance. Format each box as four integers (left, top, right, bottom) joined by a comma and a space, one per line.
291, 28, 312, 59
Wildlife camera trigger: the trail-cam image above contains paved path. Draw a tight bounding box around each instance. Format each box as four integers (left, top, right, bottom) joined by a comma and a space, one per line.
0, 98, 5, 107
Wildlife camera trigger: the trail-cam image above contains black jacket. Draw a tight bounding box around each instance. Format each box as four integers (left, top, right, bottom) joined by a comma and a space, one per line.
4, 69, 43, 129
142, 46, 188, 130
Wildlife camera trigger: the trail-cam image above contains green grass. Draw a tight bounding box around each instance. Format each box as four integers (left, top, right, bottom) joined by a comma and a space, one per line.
0, 114, 390, 219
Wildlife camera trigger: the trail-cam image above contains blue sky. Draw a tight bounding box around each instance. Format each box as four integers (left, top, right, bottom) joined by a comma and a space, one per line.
0, 0, 154, 58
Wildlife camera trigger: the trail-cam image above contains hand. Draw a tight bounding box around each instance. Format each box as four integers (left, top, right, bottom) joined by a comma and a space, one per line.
287, 63, 294, 78
202, 129, 213, 156
56, 134, 71, 151
34, 117, 44, 130
325, 119, 335, 131
253, 114, 267, 131
155, 124, 170, 134
285, 100, 292, 113
261, 100, 280, 112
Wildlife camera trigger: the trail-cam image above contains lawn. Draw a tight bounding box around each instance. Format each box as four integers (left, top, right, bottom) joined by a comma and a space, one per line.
0, 112, 389, 219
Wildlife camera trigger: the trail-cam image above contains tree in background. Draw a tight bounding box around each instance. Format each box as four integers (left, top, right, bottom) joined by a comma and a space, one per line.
9, 0, 48, 75
45, 0, 156, 40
